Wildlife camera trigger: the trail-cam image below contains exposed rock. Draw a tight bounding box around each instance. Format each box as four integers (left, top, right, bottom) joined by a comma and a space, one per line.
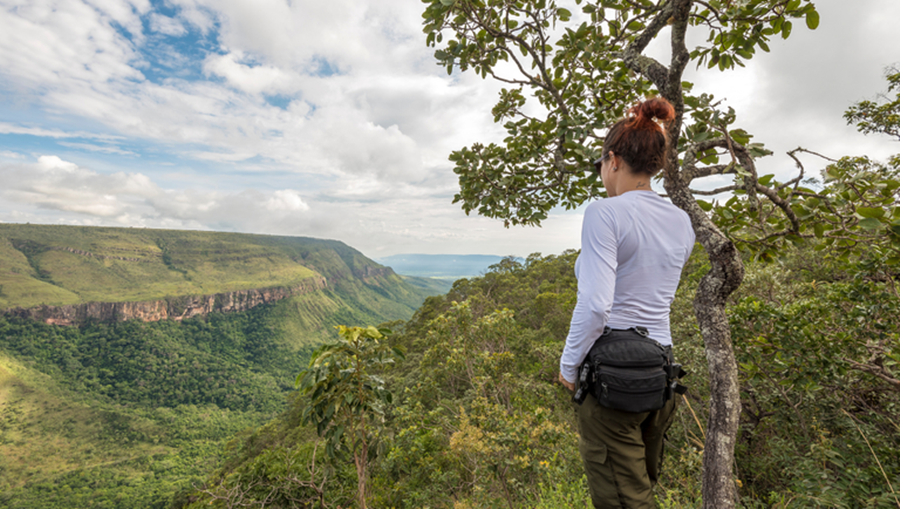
354, 265, 394, 281
55, 246, 151, 263
3, 276, 327, 326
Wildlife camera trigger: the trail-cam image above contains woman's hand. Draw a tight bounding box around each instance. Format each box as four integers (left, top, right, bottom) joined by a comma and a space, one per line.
558, 372, 576, 392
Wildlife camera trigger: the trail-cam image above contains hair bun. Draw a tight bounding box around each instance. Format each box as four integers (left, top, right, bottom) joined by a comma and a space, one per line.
630, 97, 675, 130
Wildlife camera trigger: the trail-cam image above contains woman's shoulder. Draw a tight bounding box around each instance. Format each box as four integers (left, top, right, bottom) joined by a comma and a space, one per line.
587, 191, 658, 211
585, 197, 627, 221
588, 193, 692, 230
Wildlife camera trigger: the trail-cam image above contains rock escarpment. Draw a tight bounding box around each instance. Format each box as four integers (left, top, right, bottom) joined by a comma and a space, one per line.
354, 265, 394, 280
0, 224, 416, 327
4, 276, 327, 326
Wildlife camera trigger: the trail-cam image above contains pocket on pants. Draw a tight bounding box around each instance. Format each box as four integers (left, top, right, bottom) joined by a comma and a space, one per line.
579, 437, 626, 508
579, 436, 608, 465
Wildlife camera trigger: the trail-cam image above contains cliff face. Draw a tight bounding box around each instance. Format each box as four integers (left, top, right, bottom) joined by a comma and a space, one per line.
0, 224, 419, 326
354, 265, 395, 281
4, 276, 327, 326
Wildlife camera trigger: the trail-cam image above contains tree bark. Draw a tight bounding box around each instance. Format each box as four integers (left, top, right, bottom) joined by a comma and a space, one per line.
355, 445, 368, 509
664, 166, 744, 509
651, 1, 745, 505
692, 237, 743, 509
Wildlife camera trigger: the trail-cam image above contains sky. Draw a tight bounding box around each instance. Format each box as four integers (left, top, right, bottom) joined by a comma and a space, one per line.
0, 0, 898, 259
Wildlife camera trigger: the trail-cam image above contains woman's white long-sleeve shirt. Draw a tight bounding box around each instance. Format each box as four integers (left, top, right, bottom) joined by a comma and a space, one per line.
559, 191, 695, 383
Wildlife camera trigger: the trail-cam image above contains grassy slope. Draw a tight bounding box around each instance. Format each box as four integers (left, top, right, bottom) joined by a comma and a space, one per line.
399, 275, 454, 296
0, 352, 172, 491
0, 346, 264, 509
0, 225, 357, 308
0, 224, 447, 508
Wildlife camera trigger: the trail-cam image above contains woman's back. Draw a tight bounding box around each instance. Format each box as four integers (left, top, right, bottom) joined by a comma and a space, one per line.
593, 191, 694, 343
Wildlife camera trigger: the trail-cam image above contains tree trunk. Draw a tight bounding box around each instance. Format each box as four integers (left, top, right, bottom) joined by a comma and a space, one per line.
664, 155, 744, 509
693, 242, 743, 509
354, 443, 369, 509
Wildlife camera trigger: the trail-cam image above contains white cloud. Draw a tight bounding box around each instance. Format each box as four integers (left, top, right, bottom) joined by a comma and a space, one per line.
85, 0, 151, 38
149, 13, 186, 36
38, 155, 80, 172
0, 156, 158, 218
0, 123, 125, 140
57, 141, 138, 156
0, 155, 570, 256
203, 52, 297, 95
0, 0, 143, 87
1, 0, 898, 257
0, 0, 501, 190
266, 190, 310, 212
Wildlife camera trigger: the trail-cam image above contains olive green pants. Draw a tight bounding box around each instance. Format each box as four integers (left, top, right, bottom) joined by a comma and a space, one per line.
576, 393, 678, 508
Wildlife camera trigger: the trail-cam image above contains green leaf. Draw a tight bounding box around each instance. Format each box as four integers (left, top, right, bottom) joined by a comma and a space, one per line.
814, 223, 825, 238
697, 200, 713, 212
781, 20, 793, 39
856, 206, 885, 219
858, 217, 883, 230
729, 128, 751, 145
440, 0, 454, 6
805, 10, 820, 30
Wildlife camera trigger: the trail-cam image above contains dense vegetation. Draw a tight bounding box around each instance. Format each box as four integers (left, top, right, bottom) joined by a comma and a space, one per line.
2, 225, 897, 507
0, 228, 444, 509
185, 244, 900, 508
0, 309, 290, 509
420, 0, 894, 504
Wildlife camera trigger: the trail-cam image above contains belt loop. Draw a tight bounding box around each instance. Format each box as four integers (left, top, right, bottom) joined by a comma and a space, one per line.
633, 326, 649, 337
601, 326, 611, 336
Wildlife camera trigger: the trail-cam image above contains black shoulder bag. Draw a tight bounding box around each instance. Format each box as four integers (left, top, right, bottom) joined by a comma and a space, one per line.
572, 327, 687, 413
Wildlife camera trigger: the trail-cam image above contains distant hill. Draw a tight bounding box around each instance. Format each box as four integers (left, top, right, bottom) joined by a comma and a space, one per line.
0, 224, 454, 323
375, 253, 520, 279
0, 223, 449, 508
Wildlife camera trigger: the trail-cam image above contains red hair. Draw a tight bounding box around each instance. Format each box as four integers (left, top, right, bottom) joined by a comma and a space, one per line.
602, 97, 675, 176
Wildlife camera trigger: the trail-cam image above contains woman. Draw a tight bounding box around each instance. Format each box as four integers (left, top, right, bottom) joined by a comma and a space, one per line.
558, 97, 695, 508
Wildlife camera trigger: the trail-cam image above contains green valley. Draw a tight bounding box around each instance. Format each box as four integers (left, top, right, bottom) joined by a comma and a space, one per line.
4, 224, 899, 509
0, 224, 444, 508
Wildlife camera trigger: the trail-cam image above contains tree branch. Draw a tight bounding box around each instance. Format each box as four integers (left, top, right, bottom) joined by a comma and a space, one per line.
844, 358, 900, 391
753, 182, 800, 232
683, 138, 733, 181
668, 0, 694, 95
686, 163, 738, 181
691, 185, 738, 196
618, 1, 677, 90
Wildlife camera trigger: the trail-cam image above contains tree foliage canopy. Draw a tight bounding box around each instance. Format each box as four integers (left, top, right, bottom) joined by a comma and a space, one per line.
190, 248, 900, 508
845, 66, 900, 142
296, 325, 404, 508
422, 0, 817, 226
419, 1, 900, 506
